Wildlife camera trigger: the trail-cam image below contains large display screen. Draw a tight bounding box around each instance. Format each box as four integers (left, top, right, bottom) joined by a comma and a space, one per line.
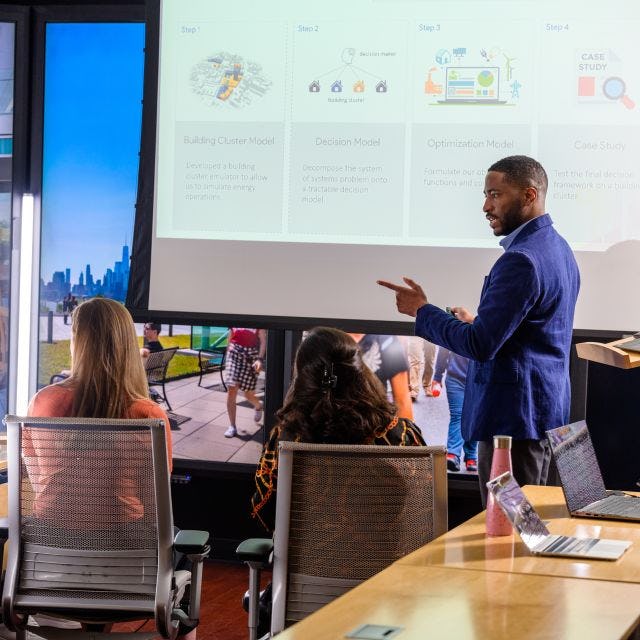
137, 0, 640, 331
39, 22, 144, 390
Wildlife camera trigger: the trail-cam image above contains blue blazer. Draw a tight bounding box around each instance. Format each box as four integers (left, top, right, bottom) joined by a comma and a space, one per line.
415, 214, 580, 441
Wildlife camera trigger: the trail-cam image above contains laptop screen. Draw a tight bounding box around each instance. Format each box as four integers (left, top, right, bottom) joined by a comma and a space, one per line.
546, 421, 608, 512
487, 472, 550, 551
444, 66, 500, 101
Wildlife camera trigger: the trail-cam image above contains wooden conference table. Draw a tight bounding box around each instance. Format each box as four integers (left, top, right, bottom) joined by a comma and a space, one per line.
277, 486, 640, 640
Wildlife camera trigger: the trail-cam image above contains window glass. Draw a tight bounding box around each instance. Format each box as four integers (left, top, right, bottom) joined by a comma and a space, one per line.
0, 22, 15, 415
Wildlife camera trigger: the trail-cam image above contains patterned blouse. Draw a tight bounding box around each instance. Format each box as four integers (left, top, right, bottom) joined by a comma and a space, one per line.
251, 416, 426, 532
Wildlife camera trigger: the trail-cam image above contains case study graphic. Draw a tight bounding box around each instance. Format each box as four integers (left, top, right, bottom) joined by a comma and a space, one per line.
190, 51, 272, 108
423, 45, 521, 106
575, 49, 635, 110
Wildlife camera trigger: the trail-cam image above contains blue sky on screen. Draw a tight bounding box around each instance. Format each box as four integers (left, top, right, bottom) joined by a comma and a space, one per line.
41, 22, 144, 285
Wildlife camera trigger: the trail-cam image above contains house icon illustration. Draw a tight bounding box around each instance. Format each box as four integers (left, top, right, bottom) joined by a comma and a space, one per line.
435, 49, 451, 64
331, 80, 343, 93
309, 80, 320, 93
375, 80, 387, 93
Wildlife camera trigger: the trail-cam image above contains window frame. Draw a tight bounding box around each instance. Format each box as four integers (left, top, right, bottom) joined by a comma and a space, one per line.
0, 6, 29, 414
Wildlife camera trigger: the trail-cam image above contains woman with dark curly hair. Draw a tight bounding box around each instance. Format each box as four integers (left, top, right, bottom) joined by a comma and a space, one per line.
251, 326, 425, 532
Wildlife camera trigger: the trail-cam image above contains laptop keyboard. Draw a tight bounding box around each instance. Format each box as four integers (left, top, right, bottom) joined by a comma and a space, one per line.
584, 495, 640, 517
540, 535, 599, 554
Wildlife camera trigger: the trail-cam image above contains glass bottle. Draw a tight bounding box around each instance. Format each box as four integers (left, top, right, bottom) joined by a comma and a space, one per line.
486, 435, 513, 536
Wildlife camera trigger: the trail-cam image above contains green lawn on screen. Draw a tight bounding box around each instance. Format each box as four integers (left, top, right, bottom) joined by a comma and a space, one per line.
38, 334, 199, 388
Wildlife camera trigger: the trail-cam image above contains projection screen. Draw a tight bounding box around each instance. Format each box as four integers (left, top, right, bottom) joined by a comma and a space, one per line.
133, 0, 640, 331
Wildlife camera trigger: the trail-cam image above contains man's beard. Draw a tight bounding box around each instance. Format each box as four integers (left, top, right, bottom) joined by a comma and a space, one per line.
498, 199, 526, 236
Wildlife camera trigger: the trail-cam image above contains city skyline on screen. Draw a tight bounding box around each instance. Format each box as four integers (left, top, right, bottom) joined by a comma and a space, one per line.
41, 22, 144, 299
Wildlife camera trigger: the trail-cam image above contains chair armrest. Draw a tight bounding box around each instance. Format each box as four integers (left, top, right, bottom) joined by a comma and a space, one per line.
173, 530, 210, 631
174, 529, 210, 555
236, 537, 273, 564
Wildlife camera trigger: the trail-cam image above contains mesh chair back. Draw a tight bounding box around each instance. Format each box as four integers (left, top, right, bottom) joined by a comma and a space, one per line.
145, 348, 178, 384
2, 416, 175, 635
272, 442, 447, 630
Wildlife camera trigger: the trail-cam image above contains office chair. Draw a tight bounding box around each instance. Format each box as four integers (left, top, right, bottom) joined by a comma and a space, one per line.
2, 415, 210, 639
237, 442, 447, 639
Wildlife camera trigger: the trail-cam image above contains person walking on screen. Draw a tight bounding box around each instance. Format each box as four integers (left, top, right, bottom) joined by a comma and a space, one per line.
62, 293, 71, 325
406, 337, 439, 399
378, 155, 580, 504
350, 333, 414, 420
432, 347, 476, 472
225, 328, 266, 438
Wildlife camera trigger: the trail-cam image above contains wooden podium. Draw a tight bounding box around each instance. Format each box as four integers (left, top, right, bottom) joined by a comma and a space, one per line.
576, 336, 640, 369
575, 335, 640, 490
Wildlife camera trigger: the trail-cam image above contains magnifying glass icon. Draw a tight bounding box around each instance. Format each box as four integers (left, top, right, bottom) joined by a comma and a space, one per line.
602, 76, 635, 110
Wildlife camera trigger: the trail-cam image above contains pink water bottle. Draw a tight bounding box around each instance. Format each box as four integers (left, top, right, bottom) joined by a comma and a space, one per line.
486, 435, 513, 536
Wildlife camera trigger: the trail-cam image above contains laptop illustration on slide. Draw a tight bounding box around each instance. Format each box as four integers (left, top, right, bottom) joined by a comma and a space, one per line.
437, 66, 507, 104
547, 421, 640, 521
486, 471, 631, 561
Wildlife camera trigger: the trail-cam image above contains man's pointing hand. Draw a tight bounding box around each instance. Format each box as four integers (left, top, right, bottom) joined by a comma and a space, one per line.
377, 277, 428, 318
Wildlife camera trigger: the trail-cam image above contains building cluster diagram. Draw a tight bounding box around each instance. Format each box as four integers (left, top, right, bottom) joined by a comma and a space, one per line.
190, 51, 272, 108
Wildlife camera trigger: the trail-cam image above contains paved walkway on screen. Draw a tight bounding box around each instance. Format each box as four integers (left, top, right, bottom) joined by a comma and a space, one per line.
163, 372, 453, 467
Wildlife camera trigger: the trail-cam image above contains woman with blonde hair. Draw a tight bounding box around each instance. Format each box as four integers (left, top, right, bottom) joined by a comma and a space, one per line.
25, 299, 194, 636
26, 297, 172, 518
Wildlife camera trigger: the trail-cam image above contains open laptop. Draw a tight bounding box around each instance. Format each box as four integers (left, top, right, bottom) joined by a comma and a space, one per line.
486, 471, 631, 560
619, 336, 640, 353
437, 66, 507, 104
547, 421, 640, 521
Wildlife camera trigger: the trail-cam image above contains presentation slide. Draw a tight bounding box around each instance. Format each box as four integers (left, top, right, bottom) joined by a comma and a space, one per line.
148, 0, 640, 331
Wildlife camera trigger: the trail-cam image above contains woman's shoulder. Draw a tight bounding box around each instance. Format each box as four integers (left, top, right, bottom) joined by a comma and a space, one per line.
397, 417, 426, 445
126, 398, 169, 421
31, 383, 72, 401
376, 416, 426, 446
27, 383, 74, 417
262, 424, 282, 448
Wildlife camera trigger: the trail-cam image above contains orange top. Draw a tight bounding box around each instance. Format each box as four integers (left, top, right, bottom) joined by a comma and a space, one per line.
25, 384, 173, 525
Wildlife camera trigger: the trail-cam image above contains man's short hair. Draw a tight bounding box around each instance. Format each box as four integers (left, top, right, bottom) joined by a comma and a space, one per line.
488, 155, 548, 195
145, 322, 162, 333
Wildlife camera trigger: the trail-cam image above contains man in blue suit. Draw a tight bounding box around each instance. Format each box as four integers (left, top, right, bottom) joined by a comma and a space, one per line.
379, 156, 580, 503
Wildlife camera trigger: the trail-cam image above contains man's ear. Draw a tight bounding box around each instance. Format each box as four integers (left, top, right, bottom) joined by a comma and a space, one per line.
523, 186, 538, 206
